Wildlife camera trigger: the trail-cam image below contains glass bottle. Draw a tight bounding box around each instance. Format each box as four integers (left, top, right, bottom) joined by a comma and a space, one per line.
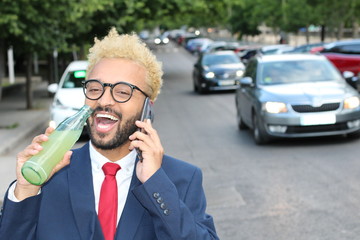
21, 105, 93, 185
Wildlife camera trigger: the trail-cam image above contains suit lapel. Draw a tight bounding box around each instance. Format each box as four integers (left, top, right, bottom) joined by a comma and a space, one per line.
115, 158, 146, 239
68, 142, 102, 240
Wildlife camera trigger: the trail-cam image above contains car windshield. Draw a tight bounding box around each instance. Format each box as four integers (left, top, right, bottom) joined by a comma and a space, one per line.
62, 70, 86, 88
258, 59, 342, 85
202, 54, 240, 66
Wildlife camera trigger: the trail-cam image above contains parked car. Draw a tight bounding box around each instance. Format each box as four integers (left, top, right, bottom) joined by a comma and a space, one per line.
238, 46, 262, 65
201, 41, 227, 53
47, 61, 88, 132
177, 32, 199, 47
186, 38, 213, 54
138, 30, 150, 41
193, 51, 245, 93
202, 41, 245, 54
286, 42, 326, 53
235, 54, 360, 144
320, 39, 360, 77
260, 44, 294, 55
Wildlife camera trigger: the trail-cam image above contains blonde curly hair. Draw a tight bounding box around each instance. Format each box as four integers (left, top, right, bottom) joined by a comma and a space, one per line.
86, 27, 163, 101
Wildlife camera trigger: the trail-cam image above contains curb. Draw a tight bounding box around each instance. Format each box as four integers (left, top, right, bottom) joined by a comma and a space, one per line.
0, 112, 49, 156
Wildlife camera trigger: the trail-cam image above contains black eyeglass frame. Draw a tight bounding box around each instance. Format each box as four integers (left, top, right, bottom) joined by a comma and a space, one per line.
82, 79, 149, 103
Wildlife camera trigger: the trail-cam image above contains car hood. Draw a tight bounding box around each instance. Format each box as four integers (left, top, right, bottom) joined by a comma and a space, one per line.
259, 81, 357, 104
208, 63, 244, 72
54, 88, 85, 109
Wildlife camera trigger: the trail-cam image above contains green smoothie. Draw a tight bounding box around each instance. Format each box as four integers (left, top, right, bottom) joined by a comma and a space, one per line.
21, 129, 82, 185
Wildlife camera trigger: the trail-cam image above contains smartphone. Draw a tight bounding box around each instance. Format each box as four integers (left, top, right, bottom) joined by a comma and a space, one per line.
139, 97, 154, 123
137, 97, 154, 161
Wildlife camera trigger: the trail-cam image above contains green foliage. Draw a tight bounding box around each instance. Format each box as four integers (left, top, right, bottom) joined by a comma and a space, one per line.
2, 0, 360, 57
0, 0, 111, 56
229, 0, 360, 37
229, 0, 262, 38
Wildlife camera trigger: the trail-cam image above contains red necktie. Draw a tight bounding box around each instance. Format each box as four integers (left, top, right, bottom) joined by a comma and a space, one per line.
98, 162, 121, 240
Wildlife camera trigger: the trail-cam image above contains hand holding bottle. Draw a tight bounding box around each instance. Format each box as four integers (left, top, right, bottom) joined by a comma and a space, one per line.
15, 127, 72, 201
21, 105, 92, 186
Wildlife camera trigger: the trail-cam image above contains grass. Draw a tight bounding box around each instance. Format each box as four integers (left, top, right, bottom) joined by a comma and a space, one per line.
1, 82, 12, 87
0, 123, 19, 129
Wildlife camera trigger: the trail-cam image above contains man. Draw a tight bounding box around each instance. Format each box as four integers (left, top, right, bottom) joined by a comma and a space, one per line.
0, 28, 219, 240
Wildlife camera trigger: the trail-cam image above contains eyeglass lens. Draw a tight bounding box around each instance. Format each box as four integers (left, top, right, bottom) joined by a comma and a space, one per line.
84, 80, 133, 102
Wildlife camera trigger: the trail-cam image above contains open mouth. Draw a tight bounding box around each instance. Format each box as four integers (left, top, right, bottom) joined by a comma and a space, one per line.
94, 113, 119, 133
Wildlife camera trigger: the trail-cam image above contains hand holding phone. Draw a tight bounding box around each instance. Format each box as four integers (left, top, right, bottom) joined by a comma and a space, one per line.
136, 97, 154, 161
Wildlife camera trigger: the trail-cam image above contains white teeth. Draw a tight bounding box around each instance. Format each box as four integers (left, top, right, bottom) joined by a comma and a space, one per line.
96, 113, 119, 121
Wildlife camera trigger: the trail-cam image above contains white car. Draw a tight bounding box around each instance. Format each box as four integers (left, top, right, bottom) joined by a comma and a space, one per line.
48, 60, 88, 129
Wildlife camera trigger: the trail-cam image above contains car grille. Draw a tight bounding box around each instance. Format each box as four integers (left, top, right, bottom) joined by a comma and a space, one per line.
286, 123, 347, 134
215, 72, 236, 79
291, 103, 340, 113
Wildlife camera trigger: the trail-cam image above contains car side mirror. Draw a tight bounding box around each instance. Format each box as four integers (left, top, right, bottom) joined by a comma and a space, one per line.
240, 77, 254, 87
343, 71, 355, 80
48, 83, 59, 94
343, 71, 358, 89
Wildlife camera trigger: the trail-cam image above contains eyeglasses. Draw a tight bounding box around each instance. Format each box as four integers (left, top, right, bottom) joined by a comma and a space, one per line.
82, 79, 149, 103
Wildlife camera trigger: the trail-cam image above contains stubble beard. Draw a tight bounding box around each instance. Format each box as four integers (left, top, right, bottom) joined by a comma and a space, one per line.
87, 108, 141, 150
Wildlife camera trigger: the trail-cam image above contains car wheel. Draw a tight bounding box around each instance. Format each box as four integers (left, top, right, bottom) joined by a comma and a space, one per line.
193, 80, 198, 92
198, 84, 207, 94
236, 106, 248, 130
252, 112, 270, 145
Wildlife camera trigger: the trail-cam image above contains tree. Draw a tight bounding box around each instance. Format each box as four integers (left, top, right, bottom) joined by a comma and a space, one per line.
0, 0, 110, 107
229, 0, 261, 39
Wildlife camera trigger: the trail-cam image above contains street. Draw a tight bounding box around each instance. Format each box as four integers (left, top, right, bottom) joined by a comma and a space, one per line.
2, 41, 360, 240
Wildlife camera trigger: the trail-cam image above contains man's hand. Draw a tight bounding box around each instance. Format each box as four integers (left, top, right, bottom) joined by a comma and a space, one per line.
129, 119, 164, 183
15, 127, 72, 201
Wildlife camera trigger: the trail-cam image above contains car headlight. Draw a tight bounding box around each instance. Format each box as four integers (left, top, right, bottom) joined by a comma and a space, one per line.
154, 38, 161, 44
344, 96, 360, 109
264, 102, 288, 113
236, 70, 244, 77
204, 72, 215, 79
163, 38, 169, 44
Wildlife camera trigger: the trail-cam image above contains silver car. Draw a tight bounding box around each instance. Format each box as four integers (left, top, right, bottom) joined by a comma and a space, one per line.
235, 54, 360, 144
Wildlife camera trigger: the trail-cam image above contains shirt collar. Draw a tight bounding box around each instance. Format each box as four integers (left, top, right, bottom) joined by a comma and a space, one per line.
89, 141, 136, 175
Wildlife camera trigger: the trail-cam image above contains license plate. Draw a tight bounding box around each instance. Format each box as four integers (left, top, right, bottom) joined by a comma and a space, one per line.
300, 114, 336, 126
219, 80, 235, 86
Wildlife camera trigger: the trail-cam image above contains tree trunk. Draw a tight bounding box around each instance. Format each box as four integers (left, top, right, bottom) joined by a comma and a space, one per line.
0, 39, 5, 101
353, 20, 359, 38
320, 25, 326, 42
305, 25, 310, 44
337, 22, 344, 40
26, 53, 33, 109
79, 45, 86, 60
47, 54, 54, 84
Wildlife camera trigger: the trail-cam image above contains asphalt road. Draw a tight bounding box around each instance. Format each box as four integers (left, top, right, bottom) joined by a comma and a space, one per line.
2, 41, 360, 240
146, 42, 360, 240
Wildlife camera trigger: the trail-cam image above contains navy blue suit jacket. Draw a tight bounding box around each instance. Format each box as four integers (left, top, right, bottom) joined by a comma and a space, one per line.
0, 142, 218, 239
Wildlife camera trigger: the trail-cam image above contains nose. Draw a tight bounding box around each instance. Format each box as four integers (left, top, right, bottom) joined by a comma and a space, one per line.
97, 86, 115, 106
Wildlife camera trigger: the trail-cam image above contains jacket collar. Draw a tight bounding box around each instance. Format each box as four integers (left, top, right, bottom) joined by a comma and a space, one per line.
68, 142, 103, 240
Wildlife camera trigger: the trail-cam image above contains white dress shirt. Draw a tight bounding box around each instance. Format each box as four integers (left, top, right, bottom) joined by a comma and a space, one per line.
89, 142, 136, 225
8, 141, 137, 225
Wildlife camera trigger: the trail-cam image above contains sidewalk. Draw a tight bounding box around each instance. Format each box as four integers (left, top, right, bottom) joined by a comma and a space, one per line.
0, 78, 52, 155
